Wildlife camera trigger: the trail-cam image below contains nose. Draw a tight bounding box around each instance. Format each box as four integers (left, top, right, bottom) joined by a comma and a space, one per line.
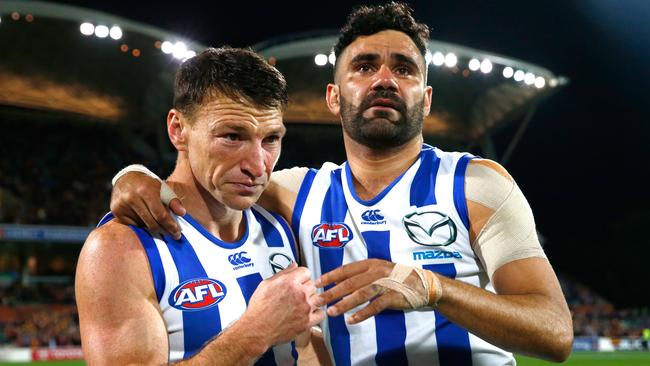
240, 141, 266, 180
370, 64, 399, 91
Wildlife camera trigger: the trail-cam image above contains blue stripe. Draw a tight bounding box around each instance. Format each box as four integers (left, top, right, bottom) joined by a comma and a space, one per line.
251, 208, 284, 247
237, 273, 278, 366
96, 211, 114, 227
453, 155, 473, 231
291, 168, 317, 240
269, 210, 298, 261
319, 168, 351, 366
424, 263, 472, 366
410, 148, 441, 206
364, 231, 408, 366
165, 235, 222, 359
129, 226, 166, 302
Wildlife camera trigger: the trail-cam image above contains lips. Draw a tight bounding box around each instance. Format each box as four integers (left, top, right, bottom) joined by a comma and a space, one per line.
369, 98, 400, 109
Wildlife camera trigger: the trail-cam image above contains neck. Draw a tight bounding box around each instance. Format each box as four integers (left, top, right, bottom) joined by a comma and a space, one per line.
166, 155, 244, 242
344, 134, 423, 200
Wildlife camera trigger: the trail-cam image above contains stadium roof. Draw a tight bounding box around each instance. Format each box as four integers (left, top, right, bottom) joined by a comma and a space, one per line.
0, 0, 204, 124
255, 32, 568, 144
0, 1, 567, 148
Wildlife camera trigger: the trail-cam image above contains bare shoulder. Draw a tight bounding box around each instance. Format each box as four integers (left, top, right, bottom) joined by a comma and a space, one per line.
76, 221, 154, 303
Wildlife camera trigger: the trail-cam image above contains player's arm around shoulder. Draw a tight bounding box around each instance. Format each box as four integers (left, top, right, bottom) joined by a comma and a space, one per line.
76, 221, 168, 365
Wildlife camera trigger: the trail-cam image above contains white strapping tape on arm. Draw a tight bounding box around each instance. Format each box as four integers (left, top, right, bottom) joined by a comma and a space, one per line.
111, 164, 178, 205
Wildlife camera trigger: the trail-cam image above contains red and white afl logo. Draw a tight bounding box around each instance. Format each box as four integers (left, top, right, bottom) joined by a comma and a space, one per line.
311, 222, 354, 248
169, 278, 227, 311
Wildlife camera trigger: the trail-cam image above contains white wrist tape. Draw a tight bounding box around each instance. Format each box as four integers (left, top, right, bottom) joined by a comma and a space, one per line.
372, 264, 442, 309
111, 164, 161, 186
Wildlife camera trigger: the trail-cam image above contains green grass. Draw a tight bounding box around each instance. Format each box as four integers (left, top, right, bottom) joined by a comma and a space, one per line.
516, 351, 650, 365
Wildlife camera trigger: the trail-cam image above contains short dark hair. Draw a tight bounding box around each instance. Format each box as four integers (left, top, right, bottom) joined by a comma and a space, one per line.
333, 2, 429, 62
173, 47, 288, 118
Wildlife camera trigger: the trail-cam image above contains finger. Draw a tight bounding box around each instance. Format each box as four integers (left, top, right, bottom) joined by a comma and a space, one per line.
327, 284, 381, 317
135, 197, 165, 234
315, 261, 372, 288
347, 293, 393, 325
169, 198, 187, 217
289, 266, 312, 285
309, 308, 326, 326
314, 271, 382, 306
150, 201, 181, 239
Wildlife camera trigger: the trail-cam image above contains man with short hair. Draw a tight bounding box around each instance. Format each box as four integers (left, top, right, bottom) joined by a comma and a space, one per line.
109, 3, 573, 365
76, 47, 324, 365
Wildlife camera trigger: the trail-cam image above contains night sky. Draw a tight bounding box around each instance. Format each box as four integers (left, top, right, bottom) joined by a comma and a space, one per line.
55, 0, 650, 306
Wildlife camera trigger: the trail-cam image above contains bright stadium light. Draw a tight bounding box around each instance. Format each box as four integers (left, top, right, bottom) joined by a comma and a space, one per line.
314, 53, 328, 66
444, 53, 457, 68
524, 72, 535, 85
172, 42, 187, 59
480, 59, 493, 74
328, 52, 336, 65
432, 52, 444, 66
535, 76, 546, 89
109, 26, 122, 40
182, 50, 196, 61
94, 25, 109, 38
425, 51, 432, 65
468, 58, 480, 71
502, 66, 514, 78
161, 41, 173, 54
549, 78, 559, 87
80, 22, 94, 36
513, 70, 525, 82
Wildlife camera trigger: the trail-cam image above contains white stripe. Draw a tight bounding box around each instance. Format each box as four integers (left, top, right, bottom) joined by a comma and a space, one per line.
154, 238, 184, 361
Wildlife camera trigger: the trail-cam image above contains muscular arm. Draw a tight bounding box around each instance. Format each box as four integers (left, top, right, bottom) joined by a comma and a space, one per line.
77, 222, 322, 366
315, 159, 572, 362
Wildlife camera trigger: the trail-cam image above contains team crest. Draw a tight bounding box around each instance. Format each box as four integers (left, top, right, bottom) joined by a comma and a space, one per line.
169, 278, 227, 311
311, 222, 353, 248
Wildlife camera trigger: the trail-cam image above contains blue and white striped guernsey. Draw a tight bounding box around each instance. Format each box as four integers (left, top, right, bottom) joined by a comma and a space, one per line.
102, 205, 299, 364
291, 144, 515, 366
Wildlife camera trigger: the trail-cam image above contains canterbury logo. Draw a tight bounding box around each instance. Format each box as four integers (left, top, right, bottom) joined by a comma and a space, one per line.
228, 252, 251, 266
402, 210, 457, 247
361, 209, 385, 222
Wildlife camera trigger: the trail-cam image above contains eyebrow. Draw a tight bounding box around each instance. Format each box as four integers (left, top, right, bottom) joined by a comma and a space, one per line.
349, 52, 420, 69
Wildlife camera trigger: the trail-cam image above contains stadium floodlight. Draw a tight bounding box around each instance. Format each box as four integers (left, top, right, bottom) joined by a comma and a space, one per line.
431, 52, 445, 66
328, 52, 336, 65
172, 42, 187, 59
549, 78, 559, 88
524, 72, 535, 85
502, 66, 514, 78
480, 59, 493, 74
513, 70, 525, 82
444, 53, 457, 68
161, 41, 173, 54
468, 58, 480, 71
109, 26, 122, 40
80, 22, 94, 36
94, 25, 109, 38
534, 76, 546, 89
182, 50, 197, 62
425, 51, 432, 65
314, 53, 328, 66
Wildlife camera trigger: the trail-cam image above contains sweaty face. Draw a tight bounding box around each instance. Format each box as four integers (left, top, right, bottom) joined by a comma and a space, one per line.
335, 30, 430, 149
184, 96, 285, 210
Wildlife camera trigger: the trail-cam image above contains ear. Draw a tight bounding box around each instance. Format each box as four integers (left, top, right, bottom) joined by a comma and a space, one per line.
326, 83, 341, 117
423, 85, 433, 116
167, 109, 189, 151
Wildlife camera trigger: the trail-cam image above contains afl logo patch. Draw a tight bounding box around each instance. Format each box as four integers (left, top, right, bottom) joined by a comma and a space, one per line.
169, 278, 226, 311
311, 222, 353, 248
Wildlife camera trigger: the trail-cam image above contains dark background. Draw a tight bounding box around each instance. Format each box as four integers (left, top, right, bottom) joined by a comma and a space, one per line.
53, 0, 650, 307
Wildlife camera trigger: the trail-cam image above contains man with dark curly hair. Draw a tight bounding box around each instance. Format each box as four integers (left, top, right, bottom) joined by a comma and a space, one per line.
108, 3, 573, 365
